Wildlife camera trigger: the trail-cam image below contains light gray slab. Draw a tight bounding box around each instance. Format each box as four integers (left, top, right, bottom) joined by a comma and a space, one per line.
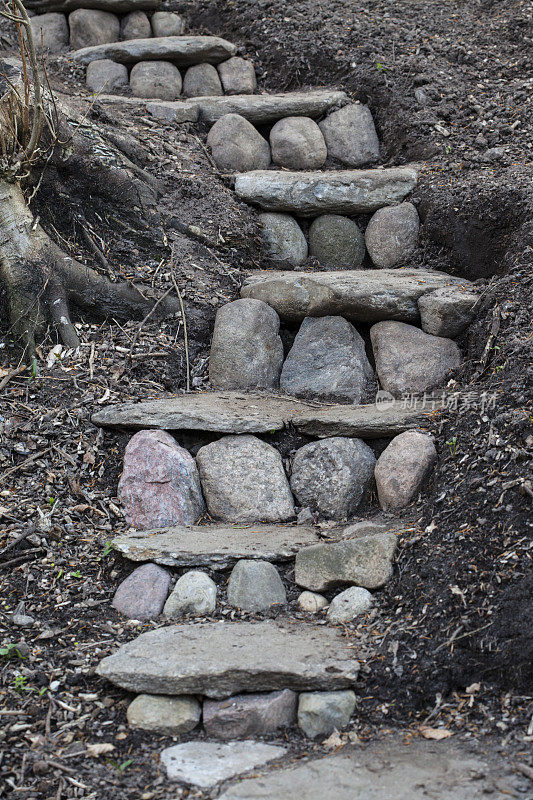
189, 90, 347, 123
161, 741, 286, 787
71, 35, 237, 65
96, 620, 360, 698
111, 524, 322, 568
26, 0, 160, 9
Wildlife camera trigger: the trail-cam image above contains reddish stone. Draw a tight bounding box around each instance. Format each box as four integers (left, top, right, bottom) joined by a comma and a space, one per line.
112, 563, 170, 620
203, 689, 297, 739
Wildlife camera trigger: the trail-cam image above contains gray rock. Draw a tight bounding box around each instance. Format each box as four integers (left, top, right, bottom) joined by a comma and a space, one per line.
196, 435, 295, 524
319, 103, 379, 166
161, 741, 286, 787
192, 90, 348, 124
270, 116, 327, 170
120, 10, 150, 39
227, 559, 286, 612
30, 13, 68, 52
127, 694, 200, 734
259, 212, 307, 266
370, 321, 462, 397
308, 214, 365, 269
327, 587, 373, 623
110, 523, 321, 570
146, 100, 198, 123
12, 602, 34, 627
204, 690, 297, 739
365, 203, 420, 268
69, 9, 120, 50
164, 571, 217, 618
280, 316, 375, 403
86, 59, 128, 93
294, 533, 397, 591
418, 286, 479, 337
375, 430, 437, 511
217, 57, 257, 95
209, 299, 283, 390
71, 34, 237, 65
290, 437, 376, 520
241, 267, 471, 324
112, 563, 170, 620
92, 390, 443, 438
151, 11, 184, 37
298, 690, 356, 738
235, 167, 417, 216
118, 429, 205, 529
297, 591, 328, 613
96, 620, 360, 696
130, 60, 182, 100
340, 519, 396, 539
207, 114, 270, 172
183, 63, 223, 97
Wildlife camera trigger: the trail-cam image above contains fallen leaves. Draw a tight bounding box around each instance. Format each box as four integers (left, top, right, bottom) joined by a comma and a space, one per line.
86, 742, 116, 757
419, 726, 454, 740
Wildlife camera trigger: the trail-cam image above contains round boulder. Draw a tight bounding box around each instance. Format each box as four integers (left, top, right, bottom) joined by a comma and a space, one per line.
151, 11, 184, 37
374, 430, 437, 511
86, 59, 128, 93
327, 587, 373, 623
121, 11, 151, 40
217, 57, 257, 95
183, 63, 223, 97
69, 9, 120, 50
298, 691, 356, 738
365, 202, 420, 268
227, 560, 287, 612
30, 13, 68, 53
164, 571, 217, 618
259, 212, 308, 267
129, 61, 182, 100
270, 116, 327, 170
308, 214, 365, 269
207, 114, 270, 172
297, 591, 328, 613
127, 695, 200, 735
319, 103, 379, 167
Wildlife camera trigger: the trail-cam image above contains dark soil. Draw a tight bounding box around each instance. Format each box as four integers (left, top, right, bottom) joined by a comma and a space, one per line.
1, 0, 532, 797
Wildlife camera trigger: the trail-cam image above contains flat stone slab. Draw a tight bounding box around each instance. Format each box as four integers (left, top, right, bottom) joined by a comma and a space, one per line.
241, 268, 472, 323
186, 90, 347, 124
91, 391, 443, 438
71, 36, 237, 66
218, 739, 510, 800
234, 167, 417, 216
161, 741, 286, 788
111, 524, 322, 569
96, 620, 359, 698
26, 0, 159, 9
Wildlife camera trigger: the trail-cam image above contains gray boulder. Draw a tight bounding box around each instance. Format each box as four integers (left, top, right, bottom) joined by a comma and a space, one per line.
112, 563, 170, 620
308, 214, 365, 269
217, 57, 257, 95
259, 212, 307, 267
161, 741, 286, 788
298, 691, 356, 738
294, 533, 397, 591
370, 321, 462, 397
118, 429, 205, 529
71, 35, 236, 65
164, 571, 217, 618
365, 203, 420, 268
280, 316, 375, 404
151, 11, 184, 36
270, 116, 327, 170
418, 286, 478, 337
129, 60, 182, 99
227, 559, 287, 612
209, 298, 283, 390
297, 591, 328, 613
319, 103, 379, 166
120, 10, 151, 39
207, 114, 271, 172
183, 63, 223, 97
290, 437, 375, 520
127, 694, 200, 734
86, 59, 128, 92
375, 430, 437, 511
204, 689, 297, 739
327, 587, 373, 623
30, 13, 68, 52
196, 435, 295, 523
69, 9, 120, 49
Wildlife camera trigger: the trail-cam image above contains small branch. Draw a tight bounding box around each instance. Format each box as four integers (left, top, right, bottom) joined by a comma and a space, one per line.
127, 285, 174, 361
0, 363, 26, 391
169, 250, 190, 392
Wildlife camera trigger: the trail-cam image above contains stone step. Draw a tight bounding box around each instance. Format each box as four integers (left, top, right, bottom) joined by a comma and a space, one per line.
96, 620, 359, 697
111, 523, 323, 569
71, 35, 237, 66
26, 0, 160, 9
91, 390, 442, 437
241, 268, 473, 324
234, 167, 417, 216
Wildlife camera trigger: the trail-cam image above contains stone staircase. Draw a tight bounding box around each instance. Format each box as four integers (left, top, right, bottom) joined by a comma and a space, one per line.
34, 2, 482, 789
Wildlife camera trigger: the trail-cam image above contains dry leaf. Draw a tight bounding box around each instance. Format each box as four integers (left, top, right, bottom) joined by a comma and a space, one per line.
86, 743, 116, 757
465, 682, 480, 694
322, 730, 344, 749
420, 726, 454, 740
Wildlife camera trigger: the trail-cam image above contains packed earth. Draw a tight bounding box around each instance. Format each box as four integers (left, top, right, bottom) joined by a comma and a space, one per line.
0, 0, 532, 798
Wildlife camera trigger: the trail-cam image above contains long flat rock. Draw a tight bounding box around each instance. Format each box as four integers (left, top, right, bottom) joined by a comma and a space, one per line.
26, 0, 159, 9
71, 36, 237, 66
187, 91, 347, 124
234, 167, 417, 216
91, 391, 443, 437
96, 620, 360, 697
111, 524, 322, 569
241, 268, 472, 323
